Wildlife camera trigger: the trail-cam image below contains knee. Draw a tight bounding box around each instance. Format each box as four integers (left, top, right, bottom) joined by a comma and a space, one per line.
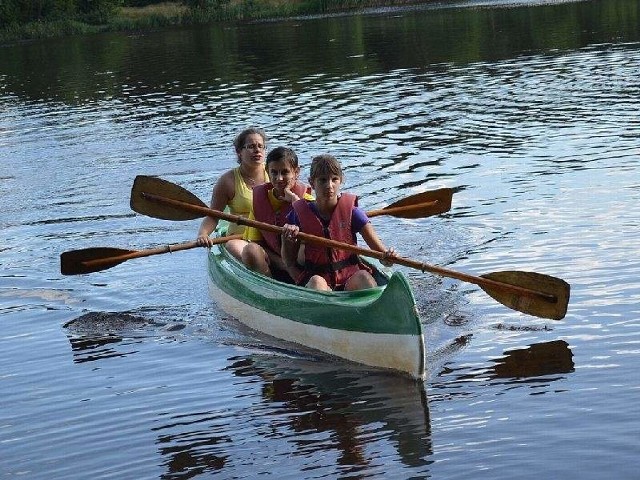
346, 271, 376, 291
242, 242, 262, 263
241, 243, 270, 276
306, 275, 330, 291
226, 239, 247, 260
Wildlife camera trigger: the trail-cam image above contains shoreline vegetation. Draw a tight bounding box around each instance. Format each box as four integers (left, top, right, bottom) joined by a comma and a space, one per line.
0, 0, 424, 44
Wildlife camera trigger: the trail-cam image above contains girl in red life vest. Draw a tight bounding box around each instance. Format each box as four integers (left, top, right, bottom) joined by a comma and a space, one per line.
241, 147, 313, 282
281, 154, 396, 291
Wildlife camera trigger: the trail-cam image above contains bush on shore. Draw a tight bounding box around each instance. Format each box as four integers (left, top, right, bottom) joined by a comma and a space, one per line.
1, 0, 396, 44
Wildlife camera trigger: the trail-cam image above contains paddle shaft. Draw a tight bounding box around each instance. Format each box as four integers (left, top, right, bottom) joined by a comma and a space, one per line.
141, 192, 558, 304
81, 235, 242, 269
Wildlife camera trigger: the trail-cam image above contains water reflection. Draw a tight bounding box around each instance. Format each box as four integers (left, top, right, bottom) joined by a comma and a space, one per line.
490, 339, 574, 380
155, 428, 230, 479
228, 355, 433, 466
1, 0, 638, 103
64, 311, 159, 363
439, 339, 575, 390
66, 334, 128, 363
63, 315, 434, 477
151, 355, 433, 478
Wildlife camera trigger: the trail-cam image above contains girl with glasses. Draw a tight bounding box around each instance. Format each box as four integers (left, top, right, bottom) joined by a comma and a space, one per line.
196, 127, 269, 259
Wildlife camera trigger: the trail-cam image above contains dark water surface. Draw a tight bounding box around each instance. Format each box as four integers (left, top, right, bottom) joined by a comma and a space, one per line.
2, 0, 639, 478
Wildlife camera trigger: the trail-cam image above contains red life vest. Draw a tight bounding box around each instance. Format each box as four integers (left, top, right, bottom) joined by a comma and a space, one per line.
293, 193, 362, 288
253, 181, 311, 254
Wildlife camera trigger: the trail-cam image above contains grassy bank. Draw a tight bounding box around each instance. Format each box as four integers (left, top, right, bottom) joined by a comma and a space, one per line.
1, 3, 191, 44
0, 0, 413, 44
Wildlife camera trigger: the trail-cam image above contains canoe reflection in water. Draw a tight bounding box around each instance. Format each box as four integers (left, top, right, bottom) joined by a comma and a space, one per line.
226, 354, 433, 466
151, 355, 433, 477
63, 312, 433, 476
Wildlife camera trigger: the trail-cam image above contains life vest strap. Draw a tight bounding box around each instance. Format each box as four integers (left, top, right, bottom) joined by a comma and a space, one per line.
303, 255, 359, 275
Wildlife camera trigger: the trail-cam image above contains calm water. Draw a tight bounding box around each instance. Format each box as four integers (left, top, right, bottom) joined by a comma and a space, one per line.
2, 0, 640, 478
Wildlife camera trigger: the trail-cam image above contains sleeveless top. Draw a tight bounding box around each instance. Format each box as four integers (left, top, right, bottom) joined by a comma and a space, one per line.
226, 166, 266, 235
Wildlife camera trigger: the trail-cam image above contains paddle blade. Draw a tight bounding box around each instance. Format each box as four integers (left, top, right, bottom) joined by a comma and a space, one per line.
130, 175, 208, 221
61, 247, 133, 275
480, 271, 570, 320
383, 188, 454, 218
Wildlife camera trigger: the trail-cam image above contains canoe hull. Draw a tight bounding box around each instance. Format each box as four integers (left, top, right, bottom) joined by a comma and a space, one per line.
207, 243, 426, 379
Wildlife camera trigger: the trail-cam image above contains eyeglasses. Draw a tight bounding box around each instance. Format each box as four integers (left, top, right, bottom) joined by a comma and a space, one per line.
242, 143, 266, 151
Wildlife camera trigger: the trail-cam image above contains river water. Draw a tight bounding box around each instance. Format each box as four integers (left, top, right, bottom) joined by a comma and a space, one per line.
1, 0, 639, 478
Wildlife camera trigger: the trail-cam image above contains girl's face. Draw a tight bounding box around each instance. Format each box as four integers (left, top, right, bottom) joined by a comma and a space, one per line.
310, 172, 342, 202
268, 159, 299, 196
237, 133, 266, 165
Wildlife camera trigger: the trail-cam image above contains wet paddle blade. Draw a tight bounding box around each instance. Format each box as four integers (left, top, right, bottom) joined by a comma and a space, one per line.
61, 247, 133, 275
382, 188, 454, 218
130, 175, 208, 220
480, 271, 570, 320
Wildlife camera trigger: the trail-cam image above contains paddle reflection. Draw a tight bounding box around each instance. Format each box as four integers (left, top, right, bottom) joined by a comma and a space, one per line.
490, 339, 574, 380
63, 311, 152, 363
440, 339, 575, 391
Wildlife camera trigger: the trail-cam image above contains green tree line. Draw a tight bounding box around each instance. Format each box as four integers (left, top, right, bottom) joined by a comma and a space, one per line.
1, 0, 377, 29
1, 0, 123, 26
0, 0, 226, 26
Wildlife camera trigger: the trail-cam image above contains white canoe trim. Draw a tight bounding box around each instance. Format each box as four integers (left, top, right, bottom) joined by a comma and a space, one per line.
209, 279, 426, 379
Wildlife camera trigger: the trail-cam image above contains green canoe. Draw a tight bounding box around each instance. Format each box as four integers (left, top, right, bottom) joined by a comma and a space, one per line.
207, 235, 426, 379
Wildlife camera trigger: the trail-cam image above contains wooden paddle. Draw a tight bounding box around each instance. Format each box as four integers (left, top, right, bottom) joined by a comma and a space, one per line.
127, 175, 452, 221
60, 235, 242, 275
60, 186, 450, 276
59, 184, 449, 275
366, 188, 453, 218
130, 175, 570, 320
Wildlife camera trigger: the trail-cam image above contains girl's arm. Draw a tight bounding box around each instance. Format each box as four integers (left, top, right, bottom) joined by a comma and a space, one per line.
197, 171, 233, 246
359, 223, 396, 266
280, 224, 303, 281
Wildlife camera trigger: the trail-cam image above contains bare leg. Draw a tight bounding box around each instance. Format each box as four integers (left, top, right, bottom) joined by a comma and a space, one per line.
241, 242, 271, 277
225, 239, 248, 260
306, 275, 331, 291
345, 270, 377, 291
